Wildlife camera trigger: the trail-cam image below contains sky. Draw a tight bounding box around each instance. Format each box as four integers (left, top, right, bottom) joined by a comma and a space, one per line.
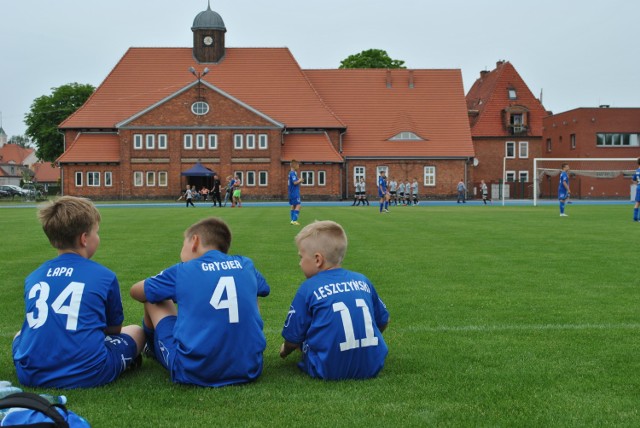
1, 0, 638, 138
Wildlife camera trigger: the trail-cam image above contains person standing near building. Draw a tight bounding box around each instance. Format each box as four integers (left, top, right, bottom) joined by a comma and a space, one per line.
633, 158, 640, 222
288, 160, 304, 225
232, 173, 243, 208
558, 163, 571, 217
411, 177, 419, 205
480, 180, 490, 205
185, 185, 196, 208
456, 179, 466, 204
210, 174, 222, 208
397, 180, 405, 206
388, 177, 398, 206
359, 178, 370, 206
352, 179, 361, 206
378, 171, 389, 213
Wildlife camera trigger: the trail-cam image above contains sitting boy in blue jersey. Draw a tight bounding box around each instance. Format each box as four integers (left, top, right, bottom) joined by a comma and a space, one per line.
12, 196, 145, 389
130, 217, 270, 387
280, 220, 390, 380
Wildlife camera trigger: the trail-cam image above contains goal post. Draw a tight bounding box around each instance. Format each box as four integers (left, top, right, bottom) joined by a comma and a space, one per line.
533, 158, 638, 206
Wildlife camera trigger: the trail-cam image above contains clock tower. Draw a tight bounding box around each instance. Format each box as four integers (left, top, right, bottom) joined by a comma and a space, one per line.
192, 2, 227, 63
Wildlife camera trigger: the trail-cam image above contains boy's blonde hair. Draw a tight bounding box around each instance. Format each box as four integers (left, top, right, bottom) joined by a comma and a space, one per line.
38, 196, 101, 250
185, 217, 232, 254
295, 220, 347, 266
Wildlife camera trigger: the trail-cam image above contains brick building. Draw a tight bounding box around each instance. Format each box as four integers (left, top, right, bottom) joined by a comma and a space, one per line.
466, 61, 549, 199
539, 107, 640, 199
57, 5, 474, 200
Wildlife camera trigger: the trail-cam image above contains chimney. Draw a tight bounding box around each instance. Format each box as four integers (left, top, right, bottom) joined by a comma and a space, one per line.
480, 70, 489, 78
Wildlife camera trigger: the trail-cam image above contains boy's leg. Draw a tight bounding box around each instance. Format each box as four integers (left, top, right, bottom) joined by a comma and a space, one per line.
143, 300, 178, 370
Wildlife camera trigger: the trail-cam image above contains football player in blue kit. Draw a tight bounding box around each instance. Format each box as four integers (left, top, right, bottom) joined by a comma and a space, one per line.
280, 220, 390, 380
12, 196, 145, 389
130, 217, 270, 387
558, 163, 571, 217
633, 158, 640, 222
288, 160, 304, 225
378, 170, 390, 213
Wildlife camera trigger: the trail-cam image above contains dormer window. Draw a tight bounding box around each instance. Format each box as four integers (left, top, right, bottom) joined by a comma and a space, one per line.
504, 106, 529, 135
508, 88, 517, 100
389, 131, 422, 141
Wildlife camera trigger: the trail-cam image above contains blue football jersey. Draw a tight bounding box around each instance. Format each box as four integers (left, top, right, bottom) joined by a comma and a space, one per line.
144, 250, 270, 387
378, 175, 388, 193
13, 253, 125, 388
558, 171, 569, 195
288, 170, 300, 198
282, 268, 389, 380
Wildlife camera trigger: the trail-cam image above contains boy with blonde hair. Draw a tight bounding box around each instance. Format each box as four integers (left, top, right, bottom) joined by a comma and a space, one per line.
280, 220, 390, 380
131, 217, 270, 387
12, 196, 144, 388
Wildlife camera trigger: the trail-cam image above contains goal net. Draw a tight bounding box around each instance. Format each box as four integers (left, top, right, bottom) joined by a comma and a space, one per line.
533, 158, 638, 206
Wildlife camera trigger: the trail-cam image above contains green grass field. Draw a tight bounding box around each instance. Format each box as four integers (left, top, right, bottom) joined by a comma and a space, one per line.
1, 202, 638, 427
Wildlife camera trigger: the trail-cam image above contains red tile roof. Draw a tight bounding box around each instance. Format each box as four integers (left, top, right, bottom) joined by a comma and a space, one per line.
57, 133, 120, 163
60, 48, 344, 130
281, 133, 343, 163
304, 69, 475, 158
0, 144, 33, 164
466, 61, 547, 137
32, 162, 61, 183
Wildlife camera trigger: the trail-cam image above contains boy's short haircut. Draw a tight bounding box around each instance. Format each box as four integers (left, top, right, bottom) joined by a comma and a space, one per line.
38, 196, 101, 250
295, 220, 347, 266
561, 162, 568, 168
185, 217, 232, 254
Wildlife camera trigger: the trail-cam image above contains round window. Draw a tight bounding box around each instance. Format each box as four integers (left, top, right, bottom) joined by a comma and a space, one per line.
191, 101, 210, 115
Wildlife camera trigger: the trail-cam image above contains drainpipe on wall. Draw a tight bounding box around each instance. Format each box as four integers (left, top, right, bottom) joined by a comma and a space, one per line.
339, 130, 347, 199
57, 129, 66, 196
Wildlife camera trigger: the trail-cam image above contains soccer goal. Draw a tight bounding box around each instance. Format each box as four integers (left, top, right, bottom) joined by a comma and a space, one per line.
533, 158, 638, 206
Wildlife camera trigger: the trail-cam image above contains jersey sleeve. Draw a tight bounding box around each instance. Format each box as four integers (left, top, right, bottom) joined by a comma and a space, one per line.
105, 273, 125, 328
243, 257, 270, 297
144, 263, 179, 303
281, 287, 311, 345
370, 284, 390, 328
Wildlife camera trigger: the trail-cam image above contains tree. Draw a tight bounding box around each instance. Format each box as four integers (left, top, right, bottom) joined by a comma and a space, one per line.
8, 135, 32, 148
24, 83, 95, 162
339, 49, 406, 69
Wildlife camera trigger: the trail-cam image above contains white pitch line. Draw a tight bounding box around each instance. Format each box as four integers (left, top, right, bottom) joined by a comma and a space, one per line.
404, 323, 640, 333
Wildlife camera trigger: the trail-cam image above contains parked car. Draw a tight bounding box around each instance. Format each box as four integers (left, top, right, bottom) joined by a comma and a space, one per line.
0, 185, 27, 198
0, 188, 10, 198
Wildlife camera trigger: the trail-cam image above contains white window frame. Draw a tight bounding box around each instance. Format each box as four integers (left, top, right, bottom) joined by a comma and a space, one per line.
145, 134, 155, 150
424, 166, 436, 187
518, 171, 529, 183
508, 88, 517, 100
505, 170, 516, 182
234, 171, 244, 186
75, 171, 83, 187
191, 101, 209, 115
570, 134, 576, 150
354, 166, 365, 183
158, 171, 168, 187
87, 172, 100, 187
133, 134, 143, 150
258, 134, 268, 149
376, 166, 389, 177
104, 171, 112, 187
208, 134, 218, 150
146, 171, 156, 186
301, 171, 314, 186
258, 171, 268, 186
518, 141, 529, 159
158, 134, 167, 150
246, 170, 256, 186
234, 134, 243, 149
506, 141, 516, 159
133, 171, 143, 187
318, 170, 326, 186
183, 134, 193, 150
246, 134, 256, 149
196, 134, 206, 150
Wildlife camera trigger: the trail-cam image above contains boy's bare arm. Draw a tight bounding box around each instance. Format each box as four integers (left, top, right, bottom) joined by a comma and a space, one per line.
130, 280, 147, 303
279, 340, 300, 359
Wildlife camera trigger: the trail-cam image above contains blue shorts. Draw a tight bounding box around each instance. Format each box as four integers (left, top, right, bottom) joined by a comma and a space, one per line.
558, 191, 568, 201
152, 315, 179, 372
13, 332, 138, 388
635, 186, 640, 203
289, 196, 301, 206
